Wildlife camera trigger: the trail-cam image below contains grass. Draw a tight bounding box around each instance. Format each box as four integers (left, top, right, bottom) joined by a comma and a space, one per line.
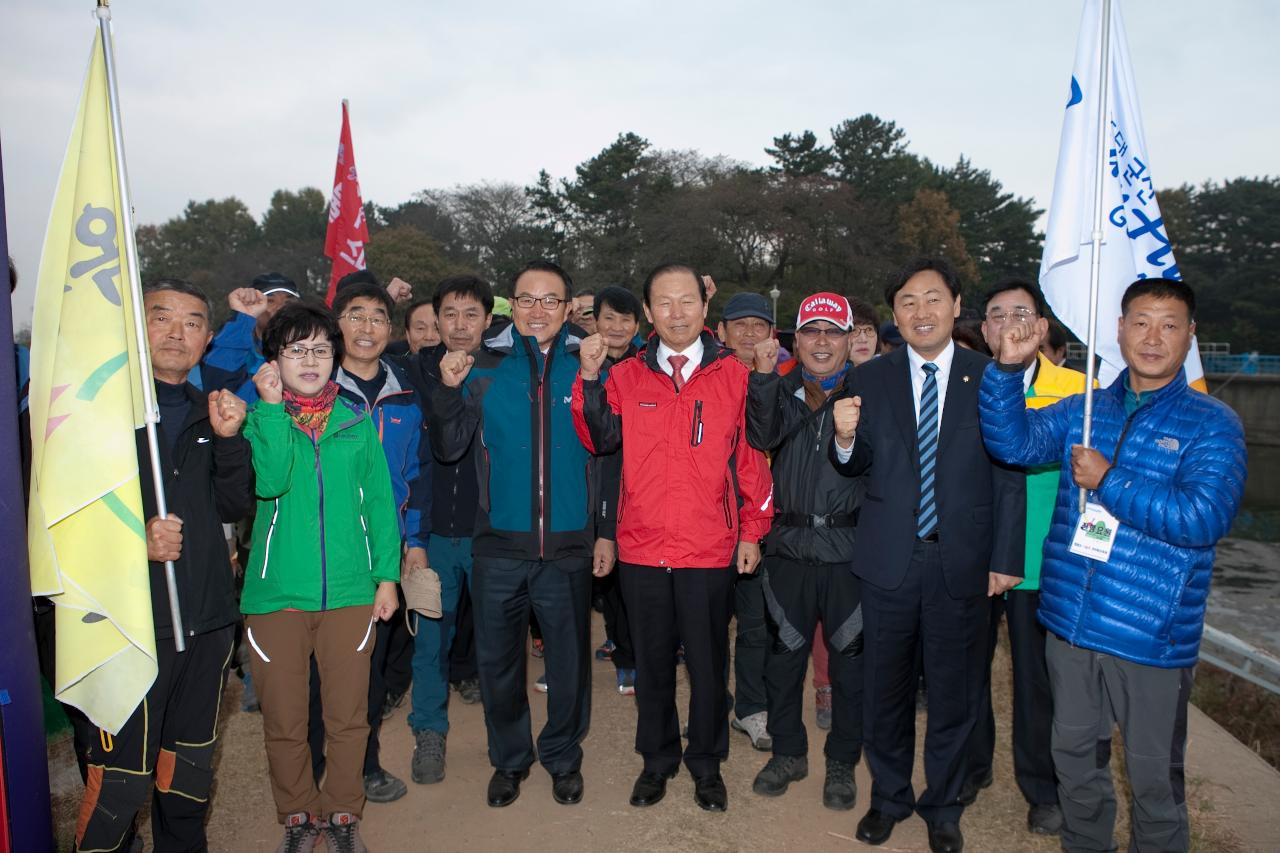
1191, 661, 1280, 771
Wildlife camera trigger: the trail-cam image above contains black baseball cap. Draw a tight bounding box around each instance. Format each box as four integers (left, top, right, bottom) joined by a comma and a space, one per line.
721, 292, 773, 324
253, 272, 299, 298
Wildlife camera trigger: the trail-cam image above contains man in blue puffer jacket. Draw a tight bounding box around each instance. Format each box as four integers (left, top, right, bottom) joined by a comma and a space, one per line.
979, 279, 1246, 853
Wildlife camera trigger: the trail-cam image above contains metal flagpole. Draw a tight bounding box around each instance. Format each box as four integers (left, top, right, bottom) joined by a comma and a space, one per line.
1080, 0, 1112, 513
96, 0, 187, 650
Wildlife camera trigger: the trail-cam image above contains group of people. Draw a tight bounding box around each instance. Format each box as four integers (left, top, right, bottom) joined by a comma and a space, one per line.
37, 251, 1247, 853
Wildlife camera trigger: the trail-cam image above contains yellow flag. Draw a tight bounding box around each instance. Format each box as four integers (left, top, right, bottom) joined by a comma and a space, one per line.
27, 27, 155, 735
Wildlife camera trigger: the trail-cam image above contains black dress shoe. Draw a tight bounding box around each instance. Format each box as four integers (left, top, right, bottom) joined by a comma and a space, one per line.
693, 772, 727, 812
855, 808, 900, 845
957, 768, 993, 805
486, 768, 530, 807
629, 770, 676, 807
551, 770, 584, 805
926, 820, 964, 853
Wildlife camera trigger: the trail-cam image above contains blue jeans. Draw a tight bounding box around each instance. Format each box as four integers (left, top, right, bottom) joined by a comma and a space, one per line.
407, 537, 472, 734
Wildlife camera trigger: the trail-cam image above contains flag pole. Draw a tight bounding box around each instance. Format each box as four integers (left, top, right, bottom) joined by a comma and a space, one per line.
95, 0, 186, 651
1080, 0, 1112, 514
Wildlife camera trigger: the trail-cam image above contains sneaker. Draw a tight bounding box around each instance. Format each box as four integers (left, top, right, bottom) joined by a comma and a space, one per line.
411, 729, 447, 784
363, 767, 407, 803
815, 686, 833, 731
731, 711, 773, 751
322, 813, 367, 853
276, 812, 320, 853
616, 668, 636, 695
752, 754, 808, 796
822, 758, 857, 810
534, 674, 548, 693
531, 638, 545, 658
380, 686, 407, 720
595, 639, 616, 661
452, 677, 481, 705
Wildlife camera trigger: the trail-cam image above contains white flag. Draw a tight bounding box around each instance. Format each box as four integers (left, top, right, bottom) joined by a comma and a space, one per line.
1040, 0, 1206, 390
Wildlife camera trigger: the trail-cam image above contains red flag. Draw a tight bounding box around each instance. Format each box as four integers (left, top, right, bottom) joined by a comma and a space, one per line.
324, 100, 370, 304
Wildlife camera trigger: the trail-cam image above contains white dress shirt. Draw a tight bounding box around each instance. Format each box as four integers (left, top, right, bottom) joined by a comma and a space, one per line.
655, 337, 704, 385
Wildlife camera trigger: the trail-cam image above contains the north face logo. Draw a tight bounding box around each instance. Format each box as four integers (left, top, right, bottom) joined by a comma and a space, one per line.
1156, 437, 1180, 451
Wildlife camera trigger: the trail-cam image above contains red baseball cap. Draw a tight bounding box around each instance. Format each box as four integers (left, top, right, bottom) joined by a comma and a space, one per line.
796, 292, 852, 330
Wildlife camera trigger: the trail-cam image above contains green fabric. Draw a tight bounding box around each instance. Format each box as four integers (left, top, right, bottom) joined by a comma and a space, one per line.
1122, 374, 1155, 416
241, 399, 401, 614
1016, 383, 1058, 591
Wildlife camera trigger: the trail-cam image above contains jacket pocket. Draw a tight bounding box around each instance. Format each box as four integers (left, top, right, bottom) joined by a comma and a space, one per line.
260, 499, 280, 579
358, 487, 372, 573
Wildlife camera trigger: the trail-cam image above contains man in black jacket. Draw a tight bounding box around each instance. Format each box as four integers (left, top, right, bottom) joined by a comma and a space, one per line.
74, 280, 254, 853
746, 293, 865, 812
829, 259, 1025, 853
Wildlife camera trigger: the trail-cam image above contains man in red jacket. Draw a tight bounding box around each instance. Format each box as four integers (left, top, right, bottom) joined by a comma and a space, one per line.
573, 263, 774, 813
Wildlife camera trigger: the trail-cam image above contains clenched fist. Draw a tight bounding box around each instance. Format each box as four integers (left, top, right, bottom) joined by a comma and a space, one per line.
578, 333, 608, 380
208, 389, 247, 437
387, 277, 413, 304
146, 514, 184, 563
1000, 320, 1041, 367
254, 361, 283, 404
439, 350, 475, 388
833, 395, 862, 448
753, 338, 780, 374
228, 287, 267, 318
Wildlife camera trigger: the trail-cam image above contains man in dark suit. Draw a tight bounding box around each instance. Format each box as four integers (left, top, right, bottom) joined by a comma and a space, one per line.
829, 258, 1025, 853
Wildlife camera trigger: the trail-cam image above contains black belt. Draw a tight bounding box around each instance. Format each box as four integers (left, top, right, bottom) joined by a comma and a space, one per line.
775, 510, 859, 529
917, 531, 939, 543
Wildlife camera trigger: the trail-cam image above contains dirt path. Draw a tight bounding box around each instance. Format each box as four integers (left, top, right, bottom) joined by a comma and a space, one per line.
48, 612, 1271, 852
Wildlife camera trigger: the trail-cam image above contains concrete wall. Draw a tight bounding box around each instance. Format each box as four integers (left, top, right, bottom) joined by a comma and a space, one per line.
1209, 374, 1280, 448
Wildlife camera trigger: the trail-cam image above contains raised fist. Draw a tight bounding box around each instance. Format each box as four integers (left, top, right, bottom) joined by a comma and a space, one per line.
386, 277, 413, 304
229, 287, 267, 318
578, 333, 608, 380
253, 361, 284, 404
1000, 320, 1041, 367
753, 338, 780, 374
439, 350, 475, 388
833, 395, 862, 447
208, 389, 247, 437
701, 275, 718, 301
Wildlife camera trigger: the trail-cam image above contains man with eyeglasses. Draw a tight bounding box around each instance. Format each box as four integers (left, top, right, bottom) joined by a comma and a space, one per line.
431, 260, 609, 809
745, 293, 866, 812
204, 272, 300, 402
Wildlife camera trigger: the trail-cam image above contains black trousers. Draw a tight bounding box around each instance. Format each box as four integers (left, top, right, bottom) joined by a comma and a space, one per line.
761, 556, 864, 764
861, 540, 988, 824
733, 570, 768, 718
75, 625, 235, 853
965, 590, 1058, 806
598, 570, 635, 670
448, 576, 478, 683
619, 563, 734, 778
471, 555, 593, 774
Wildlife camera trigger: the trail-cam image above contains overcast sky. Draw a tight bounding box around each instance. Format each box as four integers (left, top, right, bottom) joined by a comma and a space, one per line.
2, 0, 1276, 329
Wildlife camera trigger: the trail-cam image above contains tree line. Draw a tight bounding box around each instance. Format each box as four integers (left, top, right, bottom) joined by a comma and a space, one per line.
134, 113, 1276, 352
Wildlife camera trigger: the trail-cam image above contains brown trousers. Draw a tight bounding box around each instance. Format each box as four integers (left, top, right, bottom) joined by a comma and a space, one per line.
246, 606, 376, 822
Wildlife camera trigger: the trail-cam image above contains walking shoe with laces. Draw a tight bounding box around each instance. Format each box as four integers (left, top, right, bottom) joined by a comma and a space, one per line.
822, 758, 857, 810
276, 812, 320, 853
411, 729, 447, 784
814, 685, 832, 731
452, 676, 481, 704
322, 813, 367, 853
363, 767, 407, 803
752, 755, 808, 796
731, 711, 773, 751
616, 668, 636, 695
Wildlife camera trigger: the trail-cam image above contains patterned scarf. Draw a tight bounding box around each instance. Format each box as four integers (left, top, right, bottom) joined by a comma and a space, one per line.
282, 381, 339, 437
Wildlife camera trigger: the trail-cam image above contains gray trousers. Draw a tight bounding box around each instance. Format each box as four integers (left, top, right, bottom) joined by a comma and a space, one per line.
1045, 633, 1193, 853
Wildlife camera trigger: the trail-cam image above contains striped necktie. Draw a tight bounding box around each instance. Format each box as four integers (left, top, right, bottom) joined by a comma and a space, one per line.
668, 354, 689, 391
916, 362, 940, 539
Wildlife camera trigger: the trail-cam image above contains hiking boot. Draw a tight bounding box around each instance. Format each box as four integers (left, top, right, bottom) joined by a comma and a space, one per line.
815, 685, 832, 731
731, 711, 773, 751
823, 758, 857, 811
322, 813, 367, 853
411, 729, 447, 784
276, 812, 320, 853
452, 677, 481, 705
752, 755, 808, 796
363, 767, 407, 803
1028, 803, 1064, 835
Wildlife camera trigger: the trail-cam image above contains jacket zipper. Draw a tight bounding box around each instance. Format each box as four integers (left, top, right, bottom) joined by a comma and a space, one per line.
314, 436, 329, 610
1076, 403, 1140, 632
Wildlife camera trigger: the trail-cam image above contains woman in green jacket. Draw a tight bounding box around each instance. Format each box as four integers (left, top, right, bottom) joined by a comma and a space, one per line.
241, 301, 400, 853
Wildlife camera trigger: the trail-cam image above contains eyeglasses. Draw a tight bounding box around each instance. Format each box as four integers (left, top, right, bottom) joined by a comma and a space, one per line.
850, 325, 877, 340
279, 344, 336, 360
513, 294, 567, 310
985, 308, 1037, 323
340, 312, 391, 328
796, 325, 851, 340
